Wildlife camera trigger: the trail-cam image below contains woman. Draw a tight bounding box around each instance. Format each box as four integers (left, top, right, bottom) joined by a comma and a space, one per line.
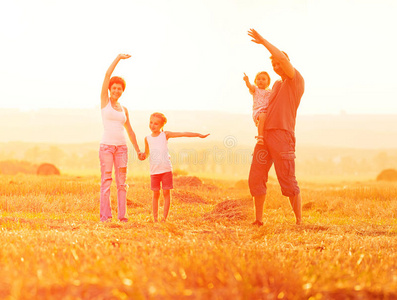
99, 54, 143, 222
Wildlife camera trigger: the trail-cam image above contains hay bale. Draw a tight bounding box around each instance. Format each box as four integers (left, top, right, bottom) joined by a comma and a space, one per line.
174, 176, 203, 187
37, 163, 60, 175
376, 169, 397, 182
204, 199, 247, 221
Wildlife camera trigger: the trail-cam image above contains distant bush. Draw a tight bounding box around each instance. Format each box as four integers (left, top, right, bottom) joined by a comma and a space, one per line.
0, 160, 38, 175
376, 169, 397, 182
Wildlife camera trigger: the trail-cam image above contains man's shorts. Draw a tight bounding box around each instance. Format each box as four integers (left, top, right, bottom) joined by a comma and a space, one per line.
150, 171, 173, 191
248, 129, 300, 197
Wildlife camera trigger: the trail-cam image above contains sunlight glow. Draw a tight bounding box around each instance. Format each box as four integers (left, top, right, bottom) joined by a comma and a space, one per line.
0, 0, 396, 115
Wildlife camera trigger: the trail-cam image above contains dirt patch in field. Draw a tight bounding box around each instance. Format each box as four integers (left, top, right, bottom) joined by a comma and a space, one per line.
173, 190, 208, 204
174, 176, 203, 187
302, 201, 315, 210
127, 198, 144, 208
234, 180, 249, 190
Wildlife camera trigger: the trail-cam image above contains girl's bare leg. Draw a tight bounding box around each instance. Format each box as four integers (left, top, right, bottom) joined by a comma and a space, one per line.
152, 191, 160, 222
163, 189, 171, 221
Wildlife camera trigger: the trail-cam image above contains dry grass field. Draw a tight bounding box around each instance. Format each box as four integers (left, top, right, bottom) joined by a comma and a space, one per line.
1, 173, 397, 299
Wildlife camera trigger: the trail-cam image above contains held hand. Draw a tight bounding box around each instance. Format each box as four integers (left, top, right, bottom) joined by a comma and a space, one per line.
138, 152, 146, 160
248, 29, 265, 45
199, 134, 210, 138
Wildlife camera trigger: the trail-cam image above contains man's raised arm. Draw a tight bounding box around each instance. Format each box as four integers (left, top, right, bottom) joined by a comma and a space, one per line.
248, 29, 295, 79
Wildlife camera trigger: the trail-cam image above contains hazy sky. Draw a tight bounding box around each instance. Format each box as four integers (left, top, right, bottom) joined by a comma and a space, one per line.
1, 0, 396, 115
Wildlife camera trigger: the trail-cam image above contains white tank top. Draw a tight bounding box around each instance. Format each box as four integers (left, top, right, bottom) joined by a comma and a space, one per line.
101, 101, 127, 145
146, 132, 172, 175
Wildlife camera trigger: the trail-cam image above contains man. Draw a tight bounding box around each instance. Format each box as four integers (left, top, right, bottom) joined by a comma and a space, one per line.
247, 29, 305, 225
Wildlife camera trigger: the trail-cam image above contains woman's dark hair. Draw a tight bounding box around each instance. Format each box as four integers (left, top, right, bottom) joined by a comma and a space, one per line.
109, 76, 126, 91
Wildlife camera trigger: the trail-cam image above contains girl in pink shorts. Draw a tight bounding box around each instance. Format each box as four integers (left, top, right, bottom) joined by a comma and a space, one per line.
142, 112, 209, 222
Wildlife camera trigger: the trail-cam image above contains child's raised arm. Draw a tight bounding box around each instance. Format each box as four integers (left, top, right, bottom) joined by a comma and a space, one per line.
243, 73, 255, 94
165, 132, 210, 139
101, 54, 131, 108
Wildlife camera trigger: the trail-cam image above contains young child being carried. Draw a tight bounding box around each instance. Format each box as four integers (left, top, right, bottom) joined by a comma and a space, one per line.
142, 112, 209, 222
243, 71, 271, 145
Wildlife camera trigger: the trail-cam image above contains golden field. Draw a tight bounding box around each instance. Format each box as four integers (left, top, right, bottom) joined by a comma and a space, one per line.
1, 173, 397, 300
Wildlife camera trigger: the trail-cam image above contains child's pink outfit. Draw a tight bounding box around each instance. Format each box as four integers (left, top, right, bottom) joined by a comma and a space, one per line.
99, 101, 129, 222
251, 86, 271, 124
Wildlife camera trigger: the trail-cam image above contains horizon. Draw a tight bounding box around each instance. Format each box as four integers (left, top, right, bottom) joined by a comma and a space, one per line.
1, 109, 397, 149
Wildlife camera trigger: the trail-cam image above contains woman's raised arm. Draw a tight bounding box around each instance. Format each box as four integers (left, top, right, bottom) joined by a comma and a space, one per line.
100, 54, 131, 108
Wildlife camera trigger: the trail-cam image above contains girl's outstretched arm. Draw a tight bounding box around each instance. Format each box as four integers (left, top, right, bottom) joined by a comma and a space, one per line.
243, 73, 255, 94
248, 29, 295, 79
101, 54, 131, 108
165, 132, 210, 139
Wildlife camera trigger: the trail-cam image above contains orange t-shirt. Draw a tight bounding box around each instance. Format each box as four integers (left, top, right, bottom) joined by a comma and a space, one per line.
264, 69, 304, 133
